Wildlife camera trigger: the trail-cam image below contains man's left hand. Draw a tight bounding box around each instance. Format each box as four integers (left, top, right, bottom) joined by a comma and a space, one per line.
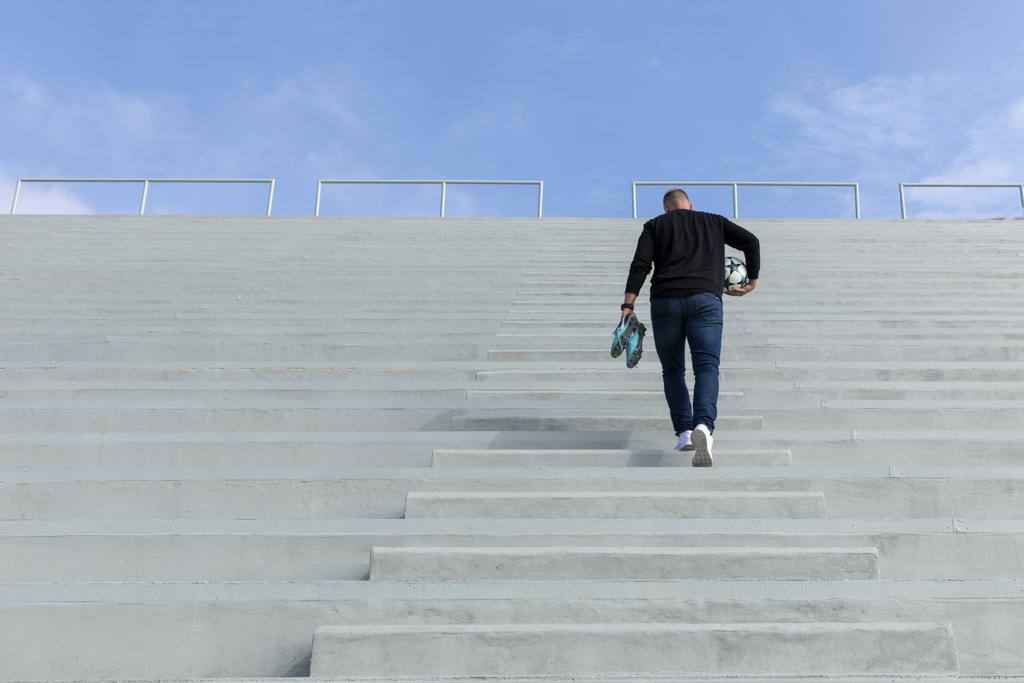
725, 279, 758, 297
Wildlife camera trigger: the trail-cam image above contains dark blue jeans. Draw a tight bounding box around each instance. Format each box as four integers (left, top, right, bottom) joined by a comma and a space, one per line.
650, 293, 723, 435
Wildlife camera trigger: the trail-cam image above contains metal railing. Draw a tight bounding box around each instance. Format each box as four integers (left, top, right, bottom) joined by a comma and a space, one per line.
12, 177, 1024, 220
631, 181, 861, 220
9, 178, 276, 216
315, 179, 544, 217
898, 183, 1024, 220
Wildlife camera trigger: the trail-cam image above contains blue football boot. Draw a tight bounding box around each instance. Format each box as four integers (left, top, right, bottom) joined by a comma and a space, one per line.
624, 317, 646, 369
610, 313, 636, 359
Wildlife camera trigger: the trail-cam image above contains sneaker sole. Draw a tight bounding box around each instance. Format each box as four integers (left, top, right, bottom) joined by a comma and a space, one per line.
611, 316, 637, 359
690, 429, 713, 467
626, 322, 646, 369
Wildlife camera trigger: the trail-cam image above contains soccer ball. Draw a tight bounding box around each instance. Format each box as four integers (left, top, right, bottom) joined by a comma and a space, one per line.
724, 256, 748, 291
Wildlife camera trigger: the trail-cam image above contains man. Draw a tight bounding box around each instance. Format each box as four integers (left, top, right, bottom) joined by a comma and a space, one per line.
622, 189, 760, 467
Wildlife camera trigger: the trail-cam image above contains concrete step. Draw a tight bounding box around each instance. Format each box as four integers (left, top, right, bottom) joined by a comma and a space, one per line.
0, 386, 472, 402
25, 331, 1015, 350
0, 342, 487, 361
495, 330, 1024, 343
404, 491, 827, 519
430, 448, 794, 467
18, 401, 980, 432
0, 362, 483, 382
308, 622, 958, 678
1, 578, 1018, 678
19, 679, 1014, 683
0, 404, 466, 432
511, 296, 1018, 307
475, 364, 1024, 382
29, 333, 1012, 352
470, 386, 1024, 402
6, 518, 1024, 582
450, 404, 1024, 431
465, 390, 745, 402
3, 430, 1022, 470
450, 413, 764, 432
366, 545, 881, 581
0, 319, 505, 333
0, 289, 1011, 301
504, 317, 1024, 330
7, 467, 1024, 519
510, 310, 1024, 321
17, 383, 1016, 406
16, 322, 1019, 339
488, 345, 1024, 362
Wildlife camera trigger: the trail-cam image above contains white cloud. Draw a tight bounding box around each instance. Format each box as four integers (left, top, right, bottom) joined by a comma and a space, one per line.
770, 75, 944, 153
0, 169, 92, 215
14, 183, 94, 215
907, 96, 1024, 218
0, 74, 191, 213
259, 72, 364, 130
766, 73, 1024, 218
766, 73, 961, 174
924, 97, 1024, 183
0, 74, 182, 154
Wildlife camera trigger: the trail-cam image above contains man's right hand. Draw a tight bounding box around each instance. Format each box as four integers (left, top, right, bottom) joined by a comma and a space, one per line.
725, 279, 758, 297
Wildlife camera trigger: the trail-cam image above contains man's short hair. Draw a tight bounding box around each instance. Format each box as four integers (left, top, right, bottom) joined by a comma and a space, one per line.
663, 188, 690, 206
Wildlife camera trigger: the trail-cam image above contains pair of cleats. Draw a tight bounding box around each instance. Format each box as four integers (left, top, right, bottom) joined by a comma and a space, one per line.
610, 312, 646, 368
673, 424, 713, 467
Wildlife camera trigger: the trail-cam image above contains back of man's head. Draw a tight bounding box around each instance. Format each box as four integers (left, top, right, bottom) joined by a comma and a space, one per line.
663, 188, 692, 212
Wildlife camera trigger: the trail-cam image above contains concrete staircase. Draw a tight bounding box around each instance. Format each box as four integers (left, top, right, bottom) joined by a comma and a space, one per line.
1, 214, 1023, 681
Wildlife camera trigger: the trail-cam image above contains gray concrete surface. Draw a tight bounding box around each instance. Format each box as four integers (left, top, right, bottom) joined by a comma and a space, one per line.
366, 545, 881, 581
1, 215, 1022, 680
310, 622, 957, 677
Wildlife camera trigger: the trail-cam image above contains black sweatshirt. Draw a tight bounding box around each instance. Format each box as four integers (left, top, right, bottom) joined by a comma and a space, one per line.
625, 209, 761, 299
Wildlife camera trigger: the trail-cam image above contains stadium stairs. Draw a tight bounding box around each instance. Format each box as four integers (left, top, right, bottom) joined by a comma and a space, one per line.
0, 215, 1023, 681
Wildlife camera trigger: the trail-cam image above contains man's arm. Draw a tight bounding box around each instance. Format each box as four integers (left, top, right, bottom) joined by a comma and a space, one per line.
723, 218, 760, 297
621, 223, 654, 314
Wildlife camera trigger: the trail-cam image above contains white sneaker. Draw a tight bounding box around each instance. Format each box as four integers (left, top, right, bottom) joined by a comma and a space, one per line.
691, 424, 713, 467
672, 431, 693, 452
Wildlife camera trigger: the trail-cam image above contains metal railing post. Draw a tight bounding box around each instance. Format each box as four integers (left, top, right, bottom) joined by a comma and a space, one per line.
314, 181, 323, 217
899, 183, 907, 220
440, 181, 447, 218
536, 181, 544, 218
10, 179, 22, 215
853, 183, 861, 219
1019, 185, 1024, 219
631, 181, 638, 219
266, 179, 275, 216
139, 180, 150, 215
732, 183, 739, 219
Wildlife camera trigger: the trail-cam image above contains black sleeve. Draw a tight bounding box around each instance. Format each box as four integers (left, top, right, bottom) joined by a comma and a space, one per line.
624, 221, 654, 295
722, 218, 760, 280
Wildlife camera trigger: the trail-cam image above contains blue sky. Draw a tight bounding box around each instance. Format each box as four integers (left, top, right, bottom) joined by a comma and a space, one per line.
2, 0, 1024, 219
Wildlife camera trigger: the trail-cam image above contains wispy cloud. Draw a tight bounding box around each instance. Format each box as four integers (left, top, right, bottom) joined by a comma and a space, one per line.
923, 97, 1024, 183
770, 75, 947, 153
765, 73, 959, 177
258, 72, 365, 131
0, 74, 186, 162
765, 73, 1024, 217
0, 169, 93, 215
13, 183, 94, 215
908, 98, 1024, 218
